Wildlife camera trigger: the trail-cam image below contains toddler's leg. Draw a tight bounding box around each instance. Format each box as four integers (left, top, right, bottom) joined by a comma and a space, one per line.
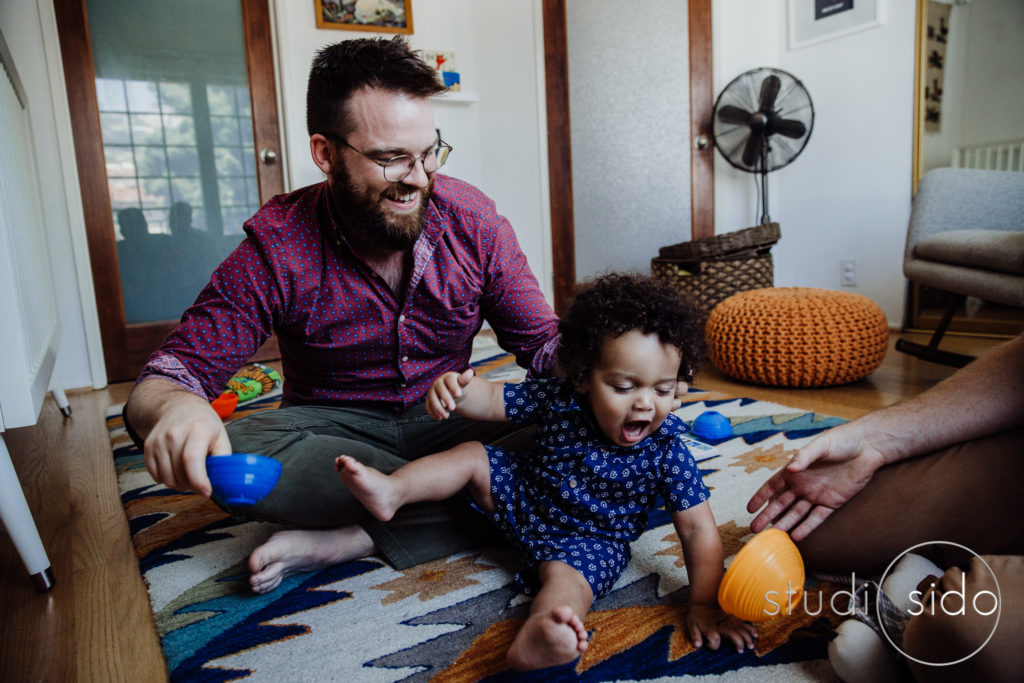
336, 441, 493, 522
507, 561, 593, 671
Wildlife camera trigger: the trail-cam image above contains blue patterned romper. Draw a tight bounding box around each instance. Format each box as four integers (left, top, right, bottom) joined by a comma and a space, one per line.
480, 377, 711, 601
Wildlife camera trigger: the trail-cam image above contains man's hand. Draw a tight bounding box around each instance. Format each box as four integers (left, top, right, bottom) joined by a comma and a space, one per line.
426, 368, 474, 420
746, 423, 887, 540
140, 392, 231, 497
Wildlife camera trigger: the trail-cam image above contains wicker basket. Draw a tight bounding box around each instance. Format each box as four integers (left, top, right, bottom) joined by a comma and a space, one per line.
651, 223, 780, 312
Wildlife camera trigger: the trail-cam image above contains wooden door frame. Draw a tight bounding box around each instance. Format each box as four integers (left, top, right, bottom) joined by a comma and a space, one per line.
54, 0, 282, 382
542, 0, 713, 314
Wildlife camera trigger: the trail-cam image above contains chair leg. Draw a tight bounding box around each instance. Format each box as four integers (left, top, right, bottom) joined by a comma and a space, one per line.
49, 374, 72, 418
896, 296, 975, 367
0, 435, 55, 591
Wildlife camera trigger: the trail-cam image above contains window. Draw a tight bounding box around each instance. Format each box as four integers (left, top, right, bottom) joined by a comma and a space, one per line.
97, 77, 257, 239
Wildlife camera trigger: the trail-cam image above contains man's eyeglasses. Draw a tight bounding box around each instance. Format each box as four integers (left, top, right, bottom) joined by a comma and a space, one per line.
321, 129, 452, 183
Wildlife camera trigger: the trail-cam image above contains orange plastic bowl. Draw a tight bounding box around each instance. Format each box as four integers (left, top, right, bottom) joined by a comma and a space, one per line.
211, 391, 239, 418
718, 528, 804, 622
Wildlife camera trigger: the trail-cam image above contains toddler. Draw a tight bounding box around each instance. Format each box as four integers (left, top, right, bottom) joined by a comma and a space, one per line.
336, 272, 756, 670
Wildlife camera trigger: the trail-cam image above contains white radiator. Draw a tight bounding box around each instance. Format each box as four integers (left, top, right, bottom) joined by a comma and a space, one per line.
952, 139, 1024, 172
1, 26, 61, 590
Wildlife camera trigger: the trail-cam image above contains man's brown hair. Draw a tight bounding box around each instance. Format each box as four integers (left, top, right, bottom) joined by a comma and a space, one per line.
306, 36, 445, 138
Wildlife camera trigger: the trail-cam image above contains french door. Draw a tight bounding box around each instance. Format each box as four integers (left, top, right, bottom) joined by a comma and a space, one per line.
55, 0, 284, 382
542, 0, 712, 313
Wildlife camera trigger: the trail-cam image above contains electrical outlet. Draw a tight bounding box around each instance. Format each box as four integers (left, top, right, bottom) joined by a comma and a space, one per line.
840, 259, 857, 287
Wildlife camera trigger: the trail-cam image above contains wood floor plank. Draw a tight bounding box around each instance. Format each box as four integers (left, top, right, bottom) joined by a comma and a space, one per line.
1, 385, 165, 682
1, 401, 78, 683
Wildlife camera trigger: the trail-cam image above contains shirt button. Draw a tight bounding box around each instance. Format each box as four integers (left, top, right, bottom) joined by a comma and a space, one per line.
398, 314, 406, 322
401, 355, 409, 362
568, 479, 578, 488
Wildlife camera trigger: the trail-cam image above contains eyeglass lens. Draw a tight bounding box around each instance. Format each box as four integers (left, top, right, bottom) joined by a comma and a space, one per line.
383, 144, 451, 183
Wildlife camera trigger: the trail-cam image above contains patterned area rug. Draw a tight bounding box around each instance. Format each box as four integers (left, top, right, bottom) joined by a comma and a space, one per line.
107, 349, 847, 682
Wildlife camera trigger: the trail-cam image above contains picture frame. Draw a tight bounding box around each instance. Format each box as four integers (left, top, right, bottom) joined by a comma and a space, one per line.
315, 0, 413, 34
788, 0, 883, 50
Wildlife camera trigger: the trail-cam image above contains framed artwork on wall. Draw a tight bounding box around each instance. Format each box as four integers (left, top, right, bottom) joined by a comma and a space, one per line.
315, 0, 413, 34
788, 0, 883, 50
922, 0, 950, 133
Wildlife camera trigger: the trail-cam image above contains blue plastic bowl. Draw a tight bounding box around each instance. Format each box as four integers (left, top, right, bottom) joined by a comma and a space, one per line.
691, 410, 734, 440
206, 453, 282, 506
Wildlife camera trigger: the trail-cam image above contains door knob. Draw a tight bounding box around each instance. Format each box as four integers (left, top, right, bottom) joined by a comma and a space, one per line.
259, 148, 278, 165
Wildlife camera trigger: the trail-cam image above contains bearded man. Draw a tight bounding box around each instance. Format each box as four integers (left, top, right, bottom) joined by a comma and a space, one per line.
123, 37, 559, 593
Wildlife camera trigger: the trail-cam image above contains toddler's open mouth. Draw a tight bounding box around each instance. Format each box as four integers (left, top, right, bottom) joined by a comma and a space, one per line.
622, 420, 650, 443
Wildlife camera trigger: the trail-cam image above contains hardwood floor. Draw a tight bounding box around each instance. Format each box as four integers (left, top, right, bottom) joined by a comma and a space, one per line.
0, 331, 1007, 681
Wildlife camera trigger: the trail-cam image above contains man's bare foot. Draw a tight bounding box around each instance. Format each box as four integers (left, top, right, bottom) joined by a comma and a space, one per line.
334, 455, 402, 521
507, 605, 589, 670
248, 525, 375, 594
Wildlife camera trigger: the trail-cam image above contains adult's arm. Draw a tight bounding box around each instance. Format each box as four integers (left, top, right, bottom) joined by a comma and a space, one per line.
124, 377, 231, 496
747, 333, 1024, 540
672, 504, 757, 652
125, 235, 280, 493
477, 214, 561, 377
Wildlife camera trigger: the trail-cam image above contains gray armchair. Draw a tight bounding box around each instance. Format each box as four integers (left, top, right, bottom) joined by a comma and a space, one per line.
897, 168, 1024, 366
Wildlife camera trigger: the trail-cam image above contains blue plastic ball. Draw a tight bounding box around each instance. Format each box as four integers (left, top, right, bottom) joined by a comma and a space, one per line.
691, 410, 734, 440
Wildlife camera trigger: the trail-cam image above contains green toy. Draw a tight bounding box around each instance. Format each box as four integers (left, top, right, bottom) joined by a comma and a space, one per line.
211, 363, 282, 417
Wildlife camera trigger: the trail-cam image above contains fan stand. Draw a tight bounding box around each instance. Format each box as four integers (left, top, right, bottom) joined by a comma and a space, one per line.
759, 136, 771, 225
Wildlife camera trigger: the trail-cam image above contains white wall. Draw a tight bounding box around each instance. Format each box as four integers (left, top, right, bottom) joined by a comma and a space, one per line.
714, 0, 917, 325
0, 0, 105, 390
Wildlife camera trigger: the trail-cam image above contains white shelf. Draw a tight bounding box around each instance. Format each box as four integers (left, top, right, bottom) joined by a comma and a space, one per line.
431, 91, 479, 104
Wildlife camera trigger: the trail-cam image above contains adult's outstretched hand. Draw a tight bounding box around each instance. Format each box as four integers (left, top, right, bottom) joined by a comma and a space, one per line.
745, 422, 887, 541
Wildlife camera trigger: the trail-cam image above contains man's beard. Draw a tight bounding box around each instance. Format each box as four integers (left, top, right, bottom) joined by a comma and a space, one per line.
328, 162, 432, 252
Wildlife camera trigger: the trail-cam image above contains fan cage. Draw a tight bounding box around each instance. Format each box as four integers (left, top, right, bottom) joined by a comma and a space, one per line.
712, 67, 815, 174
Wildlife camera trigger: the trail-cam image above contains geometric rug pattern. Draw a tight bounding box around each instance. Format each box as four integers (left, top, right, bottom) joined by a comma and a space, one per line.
107, 350, 846, 682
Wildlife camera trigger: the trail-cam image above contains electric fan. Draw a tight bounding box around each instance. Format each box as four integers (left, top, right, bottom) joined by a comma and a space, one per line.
712, 67, 814, 225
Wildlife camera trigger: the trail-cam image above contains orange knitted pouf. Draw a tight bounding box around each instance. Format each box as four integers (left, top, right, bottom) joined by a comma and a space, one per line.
705, 287, 889, 387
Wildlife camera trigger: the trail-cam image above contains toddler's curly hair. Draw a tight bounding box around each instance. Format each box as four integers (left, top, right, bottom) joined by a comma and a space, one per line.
557, 272, 706, 385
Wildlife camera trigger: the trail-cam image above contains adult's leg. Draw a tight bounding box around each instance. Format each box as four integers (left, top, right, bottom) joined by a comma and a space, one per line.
336, 441, 494, 522
902, 555, 1023, 682
355, 407, 533, 568
226, 403, 526, 569
507, 560, 593, 671
796, 428, 1024, 575
224, 404, 410, 526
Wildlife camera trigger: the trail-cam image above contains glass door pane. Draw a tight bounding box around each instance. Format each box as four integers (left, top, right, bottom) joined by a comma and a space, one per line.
86, 0, 260, 323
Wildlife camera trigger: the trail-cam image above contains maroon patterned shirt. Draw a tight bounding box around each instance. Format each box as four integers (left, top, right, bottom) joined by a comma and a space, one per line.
138, 175, 559, 408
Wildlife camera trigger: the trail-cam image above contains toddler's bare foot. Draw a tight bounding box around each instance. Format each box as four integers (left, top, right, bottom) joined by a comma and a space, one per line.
507, 605, 589, 671
334, 455, 401, 521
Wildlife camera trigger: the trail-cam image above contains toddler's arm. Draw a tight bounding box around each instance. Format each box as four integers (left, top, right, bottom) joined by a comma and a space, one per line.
672, 504, 757, 652
426, 369, 507, 422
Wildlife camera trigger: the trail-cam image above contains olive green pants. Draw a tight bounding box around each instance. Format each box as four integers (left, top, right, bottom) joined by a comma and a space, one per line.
224, 402, 528, 569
